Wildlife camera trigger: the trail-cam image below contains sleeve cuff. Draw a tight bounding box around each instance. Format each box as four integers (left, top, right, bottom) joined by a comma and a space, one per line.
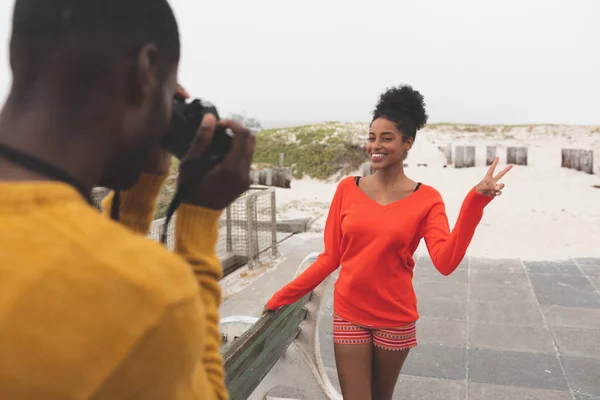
100, 172, 168, 234
467, 186, 494, 208
120, 173, 169, 216
175, 204, 223, 257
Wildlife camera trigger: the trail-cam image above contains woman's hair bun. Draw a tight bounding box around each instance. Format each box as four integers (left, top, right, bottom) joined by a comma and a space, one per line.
374, 85, 428, 130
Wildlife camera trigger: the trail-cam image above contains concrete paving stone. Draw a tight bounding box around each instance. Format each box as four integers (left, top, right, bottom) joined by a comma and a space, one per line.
542, 305, 600, 330
528, 273, 600, 309
413, 266, 469, 284
469, 257, 524, 272
402, 343, 467, 381
468, 347, 569, 391
414, 280, 468, 301
417, 256, 468, 270
393, 375, 466, 400
470, 301, 545, 326
417, 297, 467, 320
468, 382, 572, 400
524, 260, 582, 276
469, 321, 555, 354
469, 269, 530, 288
551, 327, 600, 359
470, 283, 537, 303
561, 356, 600, 397
417, 317, 467, 347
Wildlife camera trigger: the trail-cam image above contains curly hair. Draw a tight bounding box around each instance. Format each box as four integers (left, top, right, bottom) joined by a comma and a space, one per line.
372, 85, 429, 140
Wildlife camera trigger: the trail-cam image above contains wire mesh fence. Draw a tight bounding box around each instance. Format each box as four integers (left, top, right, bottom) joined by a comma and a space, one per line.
91, 185, 278, 277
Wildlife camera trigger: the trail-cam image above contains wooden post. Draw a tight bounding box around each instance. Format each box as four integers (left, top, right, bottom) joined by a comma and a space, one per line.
506, 147, 518, 164
516, 147, 528, 166
266, 169, 273, 186
245, 196, 256, 269
581, 150, 593, 174
465, 146, 476, 167
455, 146, 465, 168
561, 149, 569, 168
270, 190, 278, 257
486, 146, 496, 166
573, 149, 582, 171
445, 144, 452, 164
279, 153, 285, 168
226, 206, 233, 253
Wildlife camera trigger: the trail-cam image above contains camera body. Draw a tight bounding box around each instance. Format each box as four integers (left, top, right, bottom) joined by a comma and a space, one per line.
161, 94, 233, 161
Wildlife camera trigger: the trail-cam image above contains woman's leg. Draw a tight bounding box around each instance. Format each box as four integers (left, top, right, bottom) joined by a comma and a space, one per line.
334, 342, 374, 400
332, 314, 374, 400
370, 324, 417, 400
371, 346, 411, 400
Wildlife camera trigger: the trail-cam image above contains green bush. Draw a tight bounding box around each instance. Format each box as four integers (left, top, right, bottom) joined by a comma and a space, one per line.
253, 124, 368, 180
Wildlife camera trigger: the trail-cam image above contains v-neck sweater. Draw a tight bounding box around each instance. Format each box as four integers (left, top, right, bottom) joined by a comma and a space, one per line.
267, 176, 493, 327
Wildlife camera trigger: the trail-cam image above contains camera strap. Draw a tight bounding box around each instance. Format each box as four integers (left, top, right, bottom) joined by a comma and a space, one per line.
0, 142, 93, 204
160, 157, 217, 245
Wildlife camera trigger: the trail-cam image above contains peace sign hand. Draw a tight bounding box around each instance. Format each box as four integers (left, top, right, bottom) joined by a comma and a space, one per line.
476, 157, 513, 197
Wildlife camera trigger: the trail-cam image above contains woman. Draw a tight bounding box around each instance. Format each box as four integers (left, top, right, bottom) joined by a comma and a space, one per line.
263, 85, 512, 400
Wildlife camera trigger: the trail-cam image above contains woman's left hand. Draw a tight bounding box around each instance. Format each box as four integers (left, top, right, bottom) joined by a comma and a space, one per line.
475, 157, 513, 197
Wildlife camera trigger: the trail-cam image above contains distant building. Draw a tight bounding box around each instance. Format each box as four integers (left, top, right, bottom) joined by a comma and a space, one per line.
230, 113, 263, 134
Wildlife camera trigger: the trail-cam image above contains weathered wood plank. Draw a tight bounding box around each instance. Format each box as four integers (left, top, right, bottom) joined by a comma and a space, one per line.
222, 293, 312, 400
465, 146, 476, 167
455, 146, 465, 168
561, 149, 570, 168
516, 147, 528, 165
581, 150, 594, 174
506, 147, 518, 164
486, 146, 496, 166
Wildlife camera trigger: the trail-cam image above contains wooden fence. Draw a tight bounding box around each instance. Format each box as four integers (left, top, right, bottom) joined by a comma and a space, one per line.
507, 146, 528, 165
486, 146, 496, 166
454, 145, 476, 168
562, 149, 594, 174
250, 167, 292, 188
92, 185, 279, 276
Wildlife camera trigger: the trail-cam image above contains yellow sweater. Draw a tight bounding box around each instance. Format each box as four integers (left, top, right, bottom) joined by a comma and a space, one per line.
0, 173, 228, 400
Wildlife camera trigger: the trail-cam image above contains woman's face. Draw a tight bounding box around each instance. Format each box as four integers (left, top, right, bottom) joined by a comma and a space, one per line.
367, 118, 413, 170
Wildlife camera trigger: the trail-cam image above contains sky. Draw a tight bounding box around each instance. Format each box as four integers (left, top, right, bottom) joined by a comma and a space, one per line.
0, 0, 599, 126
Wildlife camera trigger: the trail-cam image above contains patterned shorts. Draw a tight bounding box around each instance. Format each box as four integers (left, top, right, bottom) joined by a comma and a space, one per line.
332, 314, 417, 352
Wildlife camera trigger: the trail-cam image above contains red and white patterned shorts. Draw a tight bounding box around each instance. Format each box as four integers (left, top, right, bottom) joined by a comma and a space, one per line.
332, 314, 417, 352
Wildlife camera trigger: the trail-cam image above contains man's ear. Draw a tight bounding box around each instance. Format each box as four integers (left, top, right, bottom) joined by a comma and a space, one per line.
127, 43, 159, 106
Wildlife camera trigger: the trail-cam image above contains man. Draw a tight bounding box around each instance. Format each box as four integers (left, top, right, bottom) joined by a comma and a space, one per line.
0, 1, 254, 399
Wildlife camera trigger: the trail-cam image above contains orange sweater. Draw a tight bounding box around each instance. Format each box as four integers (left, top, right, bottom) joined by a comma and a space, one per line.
0, 173, 228, 400
267, 176, 492, 327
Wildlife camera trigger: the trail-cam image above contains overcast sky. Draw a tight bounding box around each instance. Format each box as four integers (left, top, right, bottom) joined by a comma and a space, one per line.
0, 0, 598, 126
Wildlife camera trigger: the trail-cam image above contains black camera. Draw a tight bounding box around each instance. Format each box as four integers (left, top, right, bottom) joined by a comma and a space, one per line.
160, 93, 233, 161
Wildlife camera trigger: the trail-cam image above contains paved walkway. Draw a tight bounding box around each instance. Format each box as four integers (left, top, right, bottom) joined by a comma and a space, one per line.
220, 234, 600, 399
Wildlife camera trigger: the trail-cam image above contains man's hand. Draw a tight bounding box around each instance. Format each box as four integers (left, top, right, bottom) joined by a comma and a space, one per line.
178, 114, 255, 210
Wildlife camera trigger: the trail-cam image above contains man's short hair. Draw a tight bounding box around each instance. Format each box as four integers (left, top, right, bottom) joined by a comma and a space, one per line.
9, 0, 180, 98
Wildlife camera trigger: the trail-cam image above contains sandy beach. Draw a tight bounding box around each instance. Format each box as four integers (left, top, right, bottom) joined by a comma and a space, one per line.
273, 125, 600, 261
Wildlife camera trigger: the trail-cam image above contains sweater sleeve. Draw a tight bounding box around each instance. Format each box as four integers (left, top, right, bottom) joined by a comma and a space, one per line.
421, 186, 493, 275
100, 172, 168, 235
267, 182, 345, 310
174, 204, 227, 400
